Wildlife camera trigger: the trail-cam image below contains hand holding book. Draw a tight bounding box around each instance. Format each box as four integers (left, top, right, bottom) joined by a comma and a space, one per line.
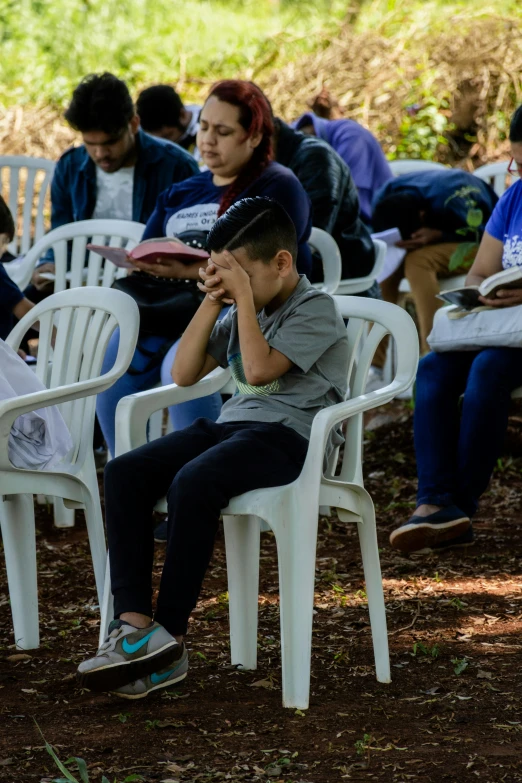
437, 266, 522, 310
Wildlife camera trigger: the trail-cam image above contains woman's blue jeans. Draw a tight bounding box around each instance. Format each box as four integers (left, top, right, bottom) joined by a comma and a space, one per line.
97, 331, 222, 456
414, 348, 522, 518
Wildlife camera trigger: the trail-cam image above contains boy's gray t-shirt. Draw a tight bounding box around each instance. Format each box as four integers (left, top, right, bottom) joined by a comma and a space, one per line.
207, 276, 348, 443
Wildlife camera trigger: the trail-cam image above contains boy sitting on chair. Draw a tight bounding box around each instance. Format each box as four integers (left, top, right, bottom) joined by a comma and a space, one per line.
77, 196, 348, 699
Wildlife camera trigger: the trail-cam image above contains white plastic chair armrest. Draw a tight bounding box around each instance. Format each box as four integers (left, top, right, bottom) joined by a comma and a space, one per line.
114, 367, 231, 456
0, 378, 112, 470
299, 380, 406, 483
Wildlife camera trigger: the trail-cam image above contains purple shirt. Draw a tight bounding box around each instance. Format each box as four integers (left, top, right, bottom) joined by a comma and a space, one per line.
293, 113, 393, 223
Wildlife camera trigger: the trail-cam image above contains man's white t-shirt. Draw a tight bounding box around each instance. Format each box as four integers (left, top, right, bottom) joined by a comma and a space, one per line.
92, 166, 134, 221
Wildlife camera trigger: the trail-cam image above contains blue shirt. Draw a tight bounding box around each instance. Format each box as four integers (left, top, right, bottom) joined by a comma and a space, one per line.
373, 170, 498, 242
142, 162, 313, 276
485, 180, 522, 269
293, 113, 393, 223
0, 263, 24, 340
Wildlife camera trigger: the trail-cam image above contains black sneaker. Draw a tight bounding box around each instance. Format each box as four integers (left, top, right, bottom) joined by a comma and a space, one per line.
389, 505, 471, 553
154, 517, 168, 544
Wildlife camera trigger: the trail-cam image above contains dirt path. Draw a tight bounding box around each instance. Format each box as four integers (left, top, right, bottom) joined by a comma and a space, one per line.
1, 404, 522, 782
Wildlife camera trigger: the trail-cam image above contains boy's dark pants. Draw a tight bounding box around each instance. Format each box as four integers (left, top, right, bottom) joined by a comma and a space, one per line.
104, 417, 308, 636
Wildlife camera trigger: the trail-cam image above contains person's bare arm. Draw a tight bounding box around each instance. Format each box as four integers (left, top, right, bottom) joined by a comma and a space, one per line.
13, 297, 35, 320
465, 232, 504, 287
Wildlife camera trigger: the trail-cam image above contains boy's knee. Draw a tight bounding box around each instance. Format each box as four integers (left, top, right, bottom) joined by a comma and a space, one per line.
104, 450, 138, 484
166, 463, 200, 506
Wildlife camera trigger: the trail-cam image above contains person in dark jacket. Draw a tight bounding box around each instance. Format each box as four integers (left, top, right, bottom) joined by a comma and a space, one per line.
28, 73, 198, 298
273, 118, 378, 297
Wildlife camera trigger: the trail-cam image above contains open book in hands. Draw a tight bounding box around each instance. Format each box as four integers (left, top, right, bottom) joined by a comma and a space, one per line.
86, 237, 210, 269
437, 266, 522, 309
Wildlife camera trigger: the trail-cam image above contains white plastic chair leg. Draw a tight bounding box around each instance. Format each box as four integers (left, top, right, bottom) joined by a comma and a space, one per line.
99, 556, 113, 647
82, 486, 107, 607
224, 514, 261, 671
355, 493, 391, 683
53, 497, 76, 528
275, 517, 318, 709
0, 494, 39, 649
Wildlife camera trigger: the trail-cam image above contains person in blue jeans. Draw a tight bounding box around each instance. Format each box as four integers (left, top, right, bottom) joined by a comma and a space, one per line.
390, 105, 522, 553
96, 80, 312, 460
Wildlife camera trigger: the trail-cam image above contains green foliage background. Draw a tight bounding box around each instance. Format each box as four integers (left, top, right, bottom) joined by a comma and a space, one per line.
1, 0, 520, 107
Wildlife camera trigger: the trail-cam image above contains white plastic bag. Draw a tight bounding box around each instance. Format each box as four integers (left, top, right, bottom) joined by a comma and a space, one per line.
427, 304, 522, 352
0, 339, 73, 469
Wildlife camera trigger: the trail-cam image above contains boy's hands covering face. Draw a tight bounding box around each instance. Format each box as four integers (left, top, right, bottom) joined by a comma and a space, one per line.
211, 250, 252, 301
197, 260, 235, 305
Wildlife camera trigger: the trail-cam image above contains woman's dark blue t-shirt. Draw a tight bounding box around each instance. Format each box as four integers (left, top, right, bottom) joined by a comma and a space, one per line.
0, 262, 24, 340
142, 161, 313, 275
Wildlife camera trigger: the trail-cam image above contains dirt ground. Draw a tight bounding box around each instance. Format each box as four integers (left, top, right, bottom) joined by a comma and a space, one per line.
1, 403, 522, 783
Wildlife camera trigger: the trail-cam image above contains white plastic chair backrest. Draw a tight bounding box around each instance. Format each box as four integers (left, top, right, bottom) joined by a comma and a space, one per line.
16, 219, 146, 292
389, 160, 447, 176
296, 296, 418, 488
473, 161, 514, 197
0, 155, 55, 256
5, 286, 139, 469
309, 227, 341, 294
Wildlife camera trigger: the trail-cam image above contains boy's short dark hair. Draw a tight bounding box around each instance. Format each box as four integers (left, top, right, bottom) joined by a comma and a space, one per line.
137, 85, 185, 132
64, 73, 134, 135
206, 197, 298, 264
372, 191, 424, 239
0, 195, 15, 241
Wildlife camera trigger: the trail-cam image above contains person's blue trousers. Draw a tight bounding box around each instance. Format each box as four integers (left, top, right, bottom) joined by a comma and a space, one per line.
96, 331, 222, 456
414, 347, 522, 518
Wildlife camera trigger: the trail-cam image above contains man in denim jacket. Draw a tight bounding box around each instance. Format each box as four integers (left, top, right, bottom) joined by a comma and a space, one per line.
28, 73, 198, 298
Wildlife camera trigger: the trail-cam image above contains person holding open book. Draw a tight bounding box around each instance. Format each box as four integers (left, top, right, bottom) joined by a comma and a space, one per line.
96, 80, 312, 468
389, 105, 522, 554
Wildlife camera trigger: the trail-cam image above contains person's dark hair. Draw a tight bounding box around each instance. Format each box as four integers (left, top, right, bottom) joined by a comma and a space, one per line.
509, 104, 522, 143
0, 195, 15, 241
136, 85, 185, 132
206, 197, 297, 264
64, 73, 134, 135
205, 80, 274, 216
372, 191, 425, 239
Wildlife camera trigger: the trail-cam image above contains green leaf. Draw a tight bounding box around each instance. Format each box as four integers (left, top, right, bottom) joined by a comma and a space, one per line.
45, 743, 80, 783
448, 242, 477, 271
467, 207, 483, 228
72, 757, 90, 783
456, 227, 472, 236
453, 658, 469, 675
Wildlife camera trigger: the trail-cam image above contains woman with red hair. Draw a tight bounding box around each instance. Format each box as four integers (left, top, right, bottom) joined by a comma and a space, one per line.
97, 80, 312, 466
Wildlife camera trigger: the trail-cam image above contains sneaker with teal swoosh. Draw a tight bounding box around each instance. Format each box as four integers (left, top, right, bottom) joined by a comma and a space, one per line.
111, 643, 188, 699
77, 620, 181, 692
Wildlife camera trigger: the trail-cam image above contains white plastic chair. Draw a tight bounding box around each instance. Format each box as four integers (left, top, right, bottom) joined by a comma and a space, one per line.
0, 156, 55, 256
103, 296, 419, 708
3, 218, 145, 292
309, 227, 341, 294
473, 161, 514, 197
389, 160, 447, 176
4, 219, 146, 528
336, 238, 386, 295
0, 286, 139, 650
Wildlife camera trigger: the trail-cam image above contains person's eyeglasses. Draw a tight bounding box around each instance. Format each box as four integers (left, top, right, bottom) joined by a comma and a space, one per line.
507, 158, 522, 176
